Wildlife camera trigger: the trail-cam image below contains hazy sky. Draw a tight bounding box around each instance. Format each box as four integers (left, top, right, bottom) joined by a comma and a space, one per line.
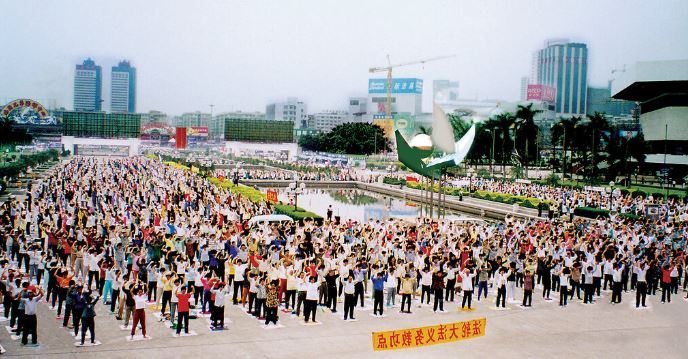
1, 0, 687, 115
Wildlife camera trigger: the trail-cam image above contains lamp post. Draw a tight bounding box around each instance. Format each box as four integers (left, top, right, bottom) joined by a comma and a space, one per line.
608, 181, 615, 210
288, 178, 306, 210
487, 129, 496, 177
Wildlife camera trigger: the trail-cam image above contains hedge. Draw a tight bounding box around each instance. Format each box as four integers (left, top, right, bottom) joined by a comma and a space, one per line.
0, 149, 59, 179
573, 207, 610, 219
206, 177, 323, 221
383, 176, 406, 186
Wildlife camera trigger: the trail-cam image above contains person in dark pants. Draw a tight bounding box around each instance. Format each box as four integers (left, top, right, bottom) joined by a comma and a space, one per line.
522, 270, 533, 307
325, 269, 339, 313
63, 281, 78, 328
264, 282, 279, 325
371, 271, 387, 316
21, 288, 43, 346
72, 287, 87, 336
341, 275, 356, 320
80, 291, 100, 345
634, 262, 648, 308
175, 286, 192, 335
431, 270, 446, 312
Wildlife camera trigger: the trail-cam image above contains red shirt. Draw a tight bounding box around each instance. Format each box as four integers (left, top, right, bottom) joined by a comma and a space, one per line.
176, 293, 192, 312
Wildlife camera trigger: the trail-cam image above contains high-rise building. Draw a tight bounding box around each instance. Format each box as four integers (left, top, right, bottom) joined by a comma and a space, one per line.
266, 98, 308, 129
520, 77, 530, 101
433, 80, 459, 103
111, 60, 136, 113
73, 58, 102, 112
534, 39, 588, 115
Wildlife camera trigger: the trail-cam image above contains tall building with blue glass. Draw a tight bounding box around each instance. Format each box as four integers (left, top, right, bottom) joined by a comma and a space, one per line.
73, 58, 102, 112
111, 60, 136, 113
535, 40, 588, 115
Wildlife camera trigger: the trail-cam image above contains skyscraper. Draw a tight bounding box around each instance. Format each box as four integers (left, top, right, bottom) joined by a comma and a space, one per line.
73, 58, 102, 112
111, 60, 136, 113
534, 39, 588, 115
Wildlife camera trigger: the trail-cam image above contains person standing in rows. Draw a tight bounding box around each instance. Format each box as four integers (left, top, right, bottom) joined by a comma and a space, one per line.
495, 267, 509, 308
461, 268, 476, 310
21, 287, 43, 346
174, 286, 192, 336
559, 267, 570, 307
522, 269, 534, 307
264, 281, 279, 326
399, 274, 413, 314
431, 268, 446, 313
131, 286, 150, 339
342, 275, 356, 320
634, 261, 648, 308
371, 270, 387, 316
304, 275, 320, 323
80, 290, 100, 346
611, 262, 624, 304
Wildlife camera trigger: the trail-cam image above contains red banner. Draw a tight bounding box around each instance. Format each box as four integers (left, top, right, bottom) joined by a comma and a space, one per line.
266, 190, 278, 203
406, 176, 418, 183
175, 127, 187, 149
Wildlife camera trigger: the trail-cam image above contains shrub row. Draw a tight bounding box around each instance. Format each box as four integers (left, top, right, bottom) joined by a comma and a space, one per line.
206, 177, 323, 221
0, 149, 59, 179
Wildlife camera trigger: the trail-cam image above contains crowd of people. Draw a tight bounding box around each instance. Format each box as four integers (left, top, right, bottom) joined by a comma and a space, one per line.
0, 156, 686, 352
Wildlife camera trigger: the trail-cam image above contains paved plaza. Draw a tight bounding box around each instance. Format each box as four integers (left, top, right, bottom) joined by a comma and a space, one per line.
2, 285, 687, 359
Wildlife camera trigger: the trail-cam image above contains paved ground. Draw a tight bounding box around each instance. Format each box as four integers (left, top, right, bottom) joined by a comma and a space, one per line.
1, 285, 687, 359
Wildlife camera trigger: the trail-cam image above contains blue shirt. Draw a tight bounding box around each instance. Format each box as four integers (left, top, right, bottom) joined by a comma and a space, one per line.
371, 275, 387, 291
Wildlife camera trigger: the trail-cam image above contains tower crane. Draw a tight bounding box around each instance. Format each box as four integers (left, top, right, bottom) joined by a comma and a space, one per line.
369, 54, 456, 120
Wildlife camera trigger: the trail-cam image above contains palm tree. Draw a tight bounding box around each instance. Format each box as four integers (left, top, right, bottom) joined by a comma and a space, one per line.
417, 125, 432, 135
585, 112, 611, 183
515, 103, 542, 177
487, 113, 516, 176
551, 116, 581, 178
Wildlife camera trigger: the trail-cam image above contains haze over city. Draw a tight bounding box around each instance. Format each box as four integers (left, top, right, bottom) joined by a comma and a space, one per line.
1, 0, 687, 114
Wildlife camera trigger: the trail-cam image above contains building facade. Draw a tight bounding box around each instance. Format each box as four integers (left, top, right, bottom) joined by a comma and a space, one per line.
170, 112, 226, 140
111, 60, 137, 113
534, 39, 588, 115
73, 58, 102, 112
310, 111, 349, 132
266, 98, 308, 129
612, 60, 688, 179
367, 78, 423, 117
587, 84, 636, 117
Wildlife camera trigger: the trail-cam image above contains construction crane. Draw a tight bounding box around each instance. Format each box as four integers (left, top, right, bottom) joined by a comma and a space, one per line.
369, 54, 456, 120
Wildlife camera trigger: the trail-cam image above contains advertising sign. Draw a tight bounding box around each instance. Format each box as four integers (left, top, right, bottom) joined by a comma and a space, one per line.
526, 85, 556, 102
368, 78, 423, 94
187, 126, 208, 137
372, 318, 486, 351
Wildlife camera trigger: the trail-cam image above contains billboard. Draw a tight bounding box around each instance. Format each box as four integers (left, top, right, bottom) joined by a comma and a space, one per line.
369, 78, 423, 94
527, 85, 556, 102
187, 126, 208, 137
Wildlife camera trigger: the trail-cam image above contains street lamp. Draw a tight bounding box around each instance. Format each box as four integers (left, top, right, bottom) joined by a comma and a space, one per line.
608, 181, 615, 210
553, 122, 566, 179
288, 179, 306, 210
486, 129, 496, 177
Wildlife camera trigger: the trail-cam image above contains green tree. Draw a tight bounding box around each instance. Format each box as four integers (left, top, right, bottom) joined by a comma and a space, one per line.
486, 112, 516, 176
551, 116, 581, 178
298, 123, 391, 155
515, 103, 542, 177
0, 117, 33, 150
